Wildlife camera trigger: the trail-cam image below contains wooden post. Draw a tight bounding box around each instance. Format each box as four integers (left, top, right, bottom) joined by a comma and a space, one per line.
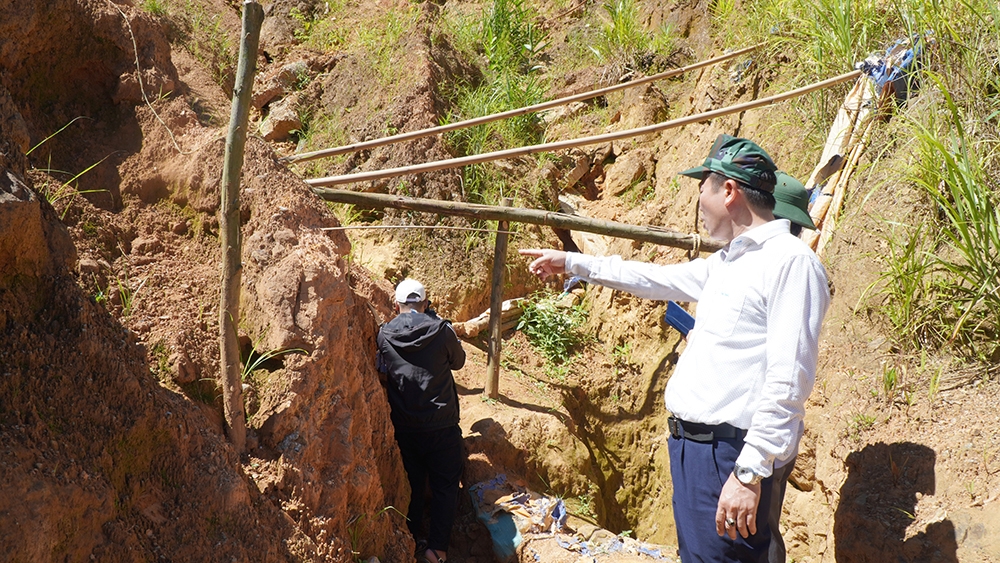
219, 0, 264, 454
485, 197, 513, 399
312, 188, 727, 253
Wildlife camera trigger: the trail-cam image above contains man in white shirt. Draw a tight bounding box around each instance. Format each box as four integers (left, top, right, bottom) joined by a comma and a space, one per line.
520, 134, 830, 563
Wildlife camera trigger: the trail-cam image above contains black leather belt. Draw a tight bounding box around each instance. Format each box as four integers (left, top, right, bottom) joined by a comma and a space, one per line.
668, 416, 747, 443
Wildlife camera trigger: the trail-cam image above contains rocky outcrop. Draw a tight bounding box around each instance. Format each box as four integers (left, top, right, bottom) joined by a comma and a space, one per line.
0, 82, 76, 326
235, 139, 413, 562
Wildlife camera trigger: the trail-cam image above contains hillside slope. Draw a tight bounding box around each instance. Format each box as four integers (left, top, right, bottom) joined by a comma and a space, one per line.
1, 0, 999, 562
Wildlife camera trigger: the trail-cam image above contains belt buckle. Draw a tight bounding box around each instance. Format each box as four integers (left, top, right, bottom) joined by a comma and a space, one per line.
668, 417, 681, 439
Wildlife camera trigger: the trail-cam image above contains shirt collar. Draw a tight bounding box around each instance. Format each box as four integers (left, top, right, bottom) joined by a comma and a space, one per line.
722, 219, 790, 261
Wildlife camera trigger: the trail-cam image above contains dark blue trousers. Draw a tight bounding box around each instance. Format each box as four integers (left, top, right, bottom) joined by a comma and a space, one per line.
668, 433, 795, 563
395, 425, 464, 553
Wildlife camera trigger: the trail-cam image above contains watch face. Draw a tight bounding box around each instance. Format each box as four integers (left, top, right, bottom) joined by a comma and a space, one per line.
736, 466, 756, 484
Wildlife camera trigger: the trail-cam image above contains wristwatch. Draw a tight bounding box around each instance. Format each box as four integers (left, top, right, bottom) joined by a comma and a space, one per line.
734, 464, 764, 486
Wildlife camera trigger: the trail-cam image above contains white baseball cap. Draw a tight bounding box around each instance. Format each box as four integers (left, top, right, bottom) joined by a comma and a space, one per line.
395, 278, 427, 304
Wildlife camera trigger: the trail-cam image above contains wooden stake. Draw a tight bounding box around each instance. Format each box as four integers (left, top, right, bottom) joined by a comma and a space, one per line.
485, 198, 513, 400
219, 1, 264, 454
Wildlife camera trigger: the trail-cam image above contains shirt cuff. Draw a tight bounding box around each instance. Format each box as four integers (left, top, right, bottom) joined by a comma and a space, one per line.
564, 252, 593, 276
735, 445, 773, 479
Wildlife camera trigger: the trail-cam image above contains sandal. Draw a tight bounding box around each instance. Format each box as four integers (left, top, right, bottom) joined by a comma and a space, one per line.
417, 548, 446, 563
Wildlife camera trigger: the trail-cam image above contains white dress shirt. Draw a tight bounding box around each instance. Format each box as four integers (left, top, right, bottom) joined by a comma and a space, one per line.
564, 219, 830, 477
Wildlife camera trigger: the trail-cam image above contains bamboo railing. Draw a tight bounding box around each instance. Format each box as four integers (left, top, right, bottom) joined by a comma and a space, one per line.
306, 70, 863, 187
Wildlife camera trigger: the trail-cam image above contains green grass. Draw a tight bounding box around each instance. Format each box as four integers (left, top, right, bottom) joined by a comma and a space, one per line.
356, 6, 421, 87
439, 0, 551, 205
589, 0, 678, 76
140, 0, 168, 16
291, 2, 418, 89
903, 77, 1000, 359
144, 0, 236, 90
482, 0, 548, 73
860, 221, 947, 350
290, 3, 348, 50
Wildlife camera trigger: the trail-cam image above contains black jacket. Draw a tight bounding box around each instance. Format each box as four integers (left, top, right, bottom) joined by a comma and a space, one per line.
376, 310, 466, 432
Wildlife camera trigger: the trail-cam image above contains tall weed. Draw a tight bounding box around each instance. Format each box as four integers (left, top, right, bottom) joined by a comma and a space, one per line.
482, 0, 548, 73
441, 0, 550, 205
903, 77, 1000, 358
589, 0, 677, 77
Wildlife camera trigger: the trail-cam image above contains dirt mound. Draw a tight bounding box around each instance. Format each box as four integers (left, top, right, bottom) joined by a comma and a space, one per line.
1, 1, 415, 561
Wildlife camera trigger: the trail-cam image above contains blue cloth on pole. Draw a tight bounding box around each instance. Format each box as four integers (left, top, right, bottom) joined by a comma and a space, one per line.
855, 34, 930, 104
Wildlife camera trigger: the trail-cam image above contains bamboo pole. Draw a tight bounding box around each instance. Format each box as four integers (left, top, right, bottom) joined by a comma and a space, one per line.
219, 0, 264, 454
306, 70, 862, 187
816, 116, 877, 255
312, 188, 726, 253
485, 197, 513, 399
282, 44, 764, 164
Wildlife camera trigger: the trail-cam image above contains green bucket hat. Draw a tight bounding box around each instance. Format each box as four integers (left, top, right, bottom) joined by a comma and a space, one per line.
679, 134, 778, 193
773, 171, 816, 230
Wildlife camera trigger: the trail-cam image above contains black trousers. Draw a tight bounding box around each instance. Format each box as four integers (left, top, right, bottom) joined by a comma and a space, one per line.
394, 425, 464, 553
668, 431, 796, 563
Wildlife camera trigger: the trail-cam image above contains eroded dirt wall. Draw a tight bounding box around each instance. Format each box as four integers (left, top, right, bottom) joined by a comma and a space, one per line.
0, 1, 416, 559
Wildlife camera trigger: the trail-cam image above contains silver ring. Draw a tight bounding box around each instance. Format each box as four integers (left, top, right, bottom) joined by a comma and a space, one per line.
725, 517, 736, 528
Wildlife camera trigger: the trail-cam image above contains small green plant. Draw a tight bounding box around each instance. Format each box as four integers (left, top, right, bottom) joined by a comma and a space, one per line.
140, 0, 168, 16
482, 0, 548, 73
928, 366, 943, 403
622, 177, 654, 207
964, 480, 976, 500
36, 157, 111, 219
149, 340, 171, 382
108, 258, 145, 318
289, 1, 347, 50
347, 506, 407, 561
708, 0, 736, 23
612, 341, 633, 365
570, 491, 598, 521
92, 277, 108, 305
881, 362, 900, 402
862, 219, 954, 355
241, 342, 305, 383
517, 293, 588, 364
544, 362, 570, 382
849, 412, 876, 439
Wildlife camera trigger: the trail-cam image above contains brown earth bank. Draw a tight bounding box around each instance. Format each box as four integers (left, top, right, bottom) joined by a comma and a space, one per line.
2, 0, 1000, 562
